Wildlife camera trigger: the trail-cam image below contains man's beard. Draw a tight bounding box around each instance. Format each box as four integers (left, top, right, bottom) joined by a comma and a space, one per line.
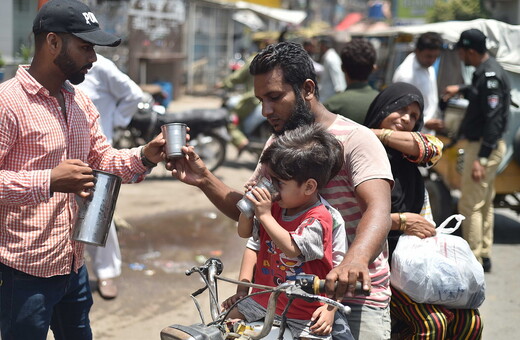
274, 93, 315, 136
54, 49, 91, 85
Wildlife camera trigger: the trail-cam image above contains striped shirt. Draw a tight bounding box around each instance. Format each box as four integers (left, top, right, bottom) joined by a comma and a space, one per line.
0, 66, 148, 278
320, 115, 393, 308
252, 115, 394, 308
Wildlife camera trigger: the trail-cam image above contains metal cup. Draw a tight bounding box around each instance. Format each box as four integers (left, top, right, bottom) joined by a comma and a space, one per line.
236, 177, 279, 218
72, 170, 122, 247
162, 123, 187, 159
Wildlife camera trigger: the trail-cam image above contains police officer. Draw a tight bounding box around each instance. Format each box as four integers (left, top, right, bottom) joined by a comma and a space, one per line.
443, 28, 511, 272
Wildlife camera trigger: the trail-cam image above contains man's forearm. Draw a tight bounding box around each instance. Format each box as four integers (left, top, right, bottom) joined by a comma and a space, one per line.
199, 170, 244, 221
343, 219, 390, 266
343, 179, 392, 266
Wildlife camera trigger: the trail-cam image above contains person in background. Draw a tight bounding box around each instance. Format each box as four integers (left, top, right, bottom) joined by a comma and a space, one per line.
318, 37, 346, 102
168, 42, 393, 339
217, 53, 256, 155
443, 28, 510, 272
324, 38, 379, 124
367, 0, 392, 23
0, 1, 164, 339
77, 53, 143, 299
392, 31, 445, 135
303, 39, 324, 79
226, 124, 353, 340
364, 82, 482, 339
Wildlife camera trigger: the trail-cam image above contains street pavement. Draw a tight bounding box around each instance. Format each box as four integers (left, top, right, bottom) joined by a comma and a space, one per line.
478, 208, 520, 339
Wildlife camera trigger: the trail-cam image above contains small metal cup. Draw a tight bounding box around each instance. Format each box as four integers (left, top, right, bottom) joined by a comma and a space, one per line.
161, 123, 187, 159
236, 177, 279, 218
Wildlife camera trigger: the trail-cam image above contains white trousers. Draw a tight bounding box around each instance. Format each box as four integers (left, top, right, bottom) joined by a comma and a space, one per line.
86, 220, 122, 280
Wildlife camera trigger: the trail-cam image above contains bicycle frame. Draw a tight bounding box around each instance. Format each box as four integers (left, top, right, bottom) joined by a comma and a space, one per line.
160, 258, 351, 340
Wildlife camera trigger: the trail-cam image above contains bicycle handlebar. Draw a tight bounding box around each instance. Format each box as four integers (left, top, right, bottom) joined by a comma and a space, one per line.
186, 257, 367, 333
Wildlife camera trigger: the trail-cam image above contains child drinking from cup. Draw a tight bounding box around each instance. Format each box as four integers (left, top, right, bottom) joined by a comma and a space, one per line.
226, 124, 353, 340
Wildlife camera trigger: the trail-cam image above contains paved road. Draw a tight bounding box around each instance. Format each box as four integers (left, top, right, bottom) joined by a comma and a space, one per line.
478, 208, 520, 338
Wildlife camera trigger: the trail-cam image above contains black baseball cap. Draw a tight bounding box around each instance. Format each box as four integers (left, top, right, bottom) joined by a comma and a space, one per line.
33, 0, 121, 47
455, 28, 487, 53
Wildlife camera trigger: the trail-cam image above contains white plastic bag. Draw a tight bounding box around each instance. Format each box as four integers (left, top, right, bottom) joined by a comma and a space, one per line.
390, 214, 486, 309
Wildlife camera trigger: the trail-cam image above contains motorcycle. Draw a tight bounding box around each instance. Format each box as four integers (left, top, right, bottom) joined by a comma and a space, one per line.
224, 94, 272, 159
114, 92, 230, 173
160, 258, 352, 340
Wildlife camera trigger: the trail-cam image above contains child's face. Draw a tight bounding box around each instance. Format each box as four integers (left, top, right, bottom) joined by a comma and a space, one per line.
270, 176, 308, 210
268, 167, 316, 214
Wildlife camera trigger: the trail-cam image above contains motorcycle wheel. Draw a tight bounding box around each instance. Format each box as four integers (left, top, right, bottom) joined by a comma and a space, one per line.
113, 128, 141, 149
190, 132, 227, 172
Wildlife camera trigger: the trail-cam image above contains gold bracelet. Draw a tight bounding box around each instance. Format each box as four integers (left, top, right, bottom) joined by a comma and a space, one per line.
379, 129, 393, 146
399, 213, 407, 232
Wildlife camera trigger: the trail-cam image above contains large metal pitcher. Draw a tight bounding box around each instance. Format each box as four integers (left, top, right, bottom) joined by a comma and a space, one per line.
72, 170, 122, 247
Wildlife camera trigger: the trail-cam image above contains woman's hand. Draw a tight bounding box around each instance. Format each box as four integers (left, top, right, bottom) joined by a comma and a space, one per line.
310, 305, 336, 335
403, 213, 436, 238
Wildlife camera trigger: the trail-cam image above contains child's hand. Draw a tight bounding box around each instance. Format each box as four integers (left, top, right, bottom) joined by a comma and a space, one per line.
221, 291, 248, 311
310, 304, 336, 335
248, 187, 273, 217
243, 178, 258, 193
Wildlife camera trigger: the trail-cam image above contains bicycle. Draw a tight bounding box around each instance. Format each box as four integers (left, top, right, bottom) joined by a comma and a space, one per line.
160, 258, 354, 340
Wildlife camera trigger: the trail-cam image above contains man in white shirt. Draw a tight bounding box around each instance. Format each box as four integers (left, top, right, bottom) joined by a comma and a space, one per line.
392, 32, 445, 134
77, 53, 143, 299
318, 37, 346, 102
303, 39, 325, 79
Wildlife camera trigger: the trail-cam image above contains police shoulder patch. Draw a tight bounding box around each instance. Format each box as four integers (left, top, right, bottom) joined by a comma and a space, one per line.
487, 95, 499, 109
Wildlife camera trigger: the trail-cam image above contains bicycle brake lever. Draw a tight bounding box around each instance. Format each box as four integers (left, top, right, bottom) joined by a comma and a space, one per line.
185, 258, 224, 277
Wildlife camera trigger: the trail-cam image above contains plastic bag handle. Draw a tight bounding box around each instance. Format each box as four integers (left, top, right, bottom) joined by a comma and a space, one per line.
436, 214, 465, 234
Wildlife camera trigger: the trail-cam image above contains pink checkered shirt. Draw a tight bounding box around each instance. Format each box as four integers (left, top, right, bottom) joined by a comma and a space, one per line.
0, 66, 148, 278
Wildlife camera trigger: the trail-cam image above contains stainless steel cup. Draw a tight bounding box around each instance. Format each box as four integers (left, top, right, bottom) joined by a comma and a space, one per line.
72, 170, 122, 247
236, 177, 279, 218
161, 123, 187, 159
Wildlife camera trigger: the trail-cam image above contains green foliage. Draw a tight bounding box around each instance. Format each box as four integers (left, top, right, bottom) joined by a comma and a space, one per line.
18, 44, 33, 64
427, 0, 490, 23
0, 54, 4, 68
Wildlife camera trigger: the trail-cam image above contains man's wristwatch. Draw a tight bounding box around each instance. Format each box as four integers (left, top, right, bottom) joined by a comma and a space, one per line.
140, 148, 157, 168
479, 157, 488, 167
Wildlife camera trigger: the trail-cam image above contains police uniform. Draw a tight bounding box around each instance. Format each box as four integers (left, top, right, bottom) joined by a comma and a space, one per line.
457, 55, 510, 268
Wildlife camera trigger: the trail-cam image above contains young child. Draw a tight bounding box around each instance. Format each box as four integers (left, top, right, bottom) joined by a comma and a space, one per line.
226, 124, 352, 340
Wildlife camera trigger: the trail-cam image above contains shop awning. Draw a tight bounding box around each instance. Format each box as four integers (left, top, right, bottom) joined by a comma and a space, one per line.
235, 1, 306, 25
335, 12, 363, 31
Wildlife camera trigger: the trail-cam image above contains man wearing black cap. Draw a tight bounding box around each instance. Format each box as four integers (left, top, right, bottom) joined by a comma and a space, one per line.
443, 28, 511, 273
0, 1, 164, 339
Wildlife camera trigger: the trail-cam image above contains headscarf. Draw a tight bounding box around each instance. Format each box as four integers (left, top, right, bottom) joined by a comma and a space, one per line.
363, 82, 425, 215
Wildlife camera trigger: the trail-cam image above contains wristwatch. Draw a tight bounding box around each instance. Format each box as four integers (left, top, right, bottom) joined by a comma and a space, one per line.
479, 157, 488, 167
140, 148, 157, 168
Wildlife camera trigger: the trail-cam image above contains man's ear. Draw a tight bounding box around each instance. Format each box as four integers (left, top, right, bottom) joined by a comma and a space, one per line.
46, 33, 62, 56
303, 79, 316, 100
304, 178, 318, 195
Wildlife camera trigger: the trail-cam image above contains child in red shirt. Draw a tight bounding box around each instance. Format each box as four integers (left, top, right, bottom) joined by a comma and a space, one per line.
227, 124, 353, 340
